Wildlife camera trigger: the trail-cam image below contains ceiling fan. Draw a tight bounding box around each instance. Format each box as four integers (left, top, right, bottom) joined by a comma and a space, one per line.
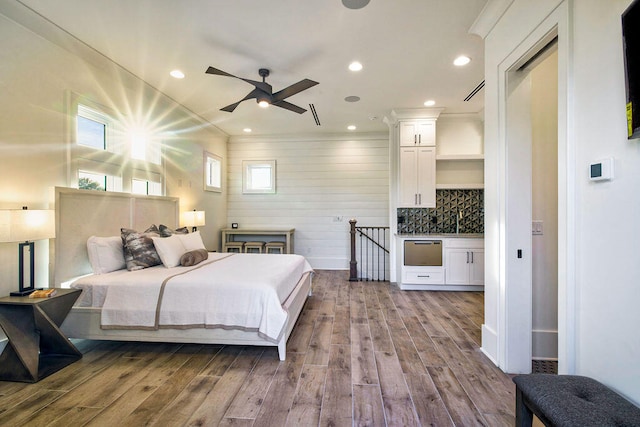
205, 67, 319, 114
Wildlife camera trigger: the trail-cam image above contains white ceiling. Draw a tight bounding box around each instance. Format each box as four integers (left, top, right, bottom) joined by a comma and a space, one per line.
18, 0, 487, 136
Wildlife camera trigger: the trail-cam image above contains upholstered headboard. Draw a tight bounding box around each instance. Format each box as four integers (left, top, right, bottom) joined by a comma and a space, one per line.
54, 187, 179, 285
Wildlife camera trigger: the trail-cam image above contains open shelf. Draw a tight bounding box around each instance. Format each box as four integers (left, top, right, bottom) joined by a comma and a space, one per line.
436, 183, 485, 190
436, 154, 484, 161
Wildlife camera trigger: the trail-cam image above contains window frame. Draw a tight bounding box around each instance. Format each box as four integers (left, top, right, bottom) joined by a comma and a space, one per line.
242, 160, 276, 194
65, 90, 165, 195
204, 151, 223, 193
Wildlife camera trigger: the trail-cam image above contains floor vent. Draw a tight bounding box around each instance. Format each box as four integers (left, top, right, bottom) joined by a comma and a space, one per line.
532, 360, 558, 374
310, 104, 321, 125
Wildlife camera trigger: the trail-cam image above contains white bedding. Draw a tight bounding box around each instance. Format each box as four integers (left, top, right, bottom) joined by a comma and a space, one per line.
70, 252, 313, 342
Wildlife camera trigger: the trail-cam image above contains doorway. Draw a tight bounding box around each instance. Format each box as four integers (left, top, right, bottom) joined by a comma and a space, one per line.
503, 28, 562, 373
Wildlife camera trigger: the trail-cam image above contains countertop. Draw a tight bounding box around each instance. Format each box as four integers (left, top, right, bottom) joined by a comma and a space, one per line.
396, 233, 484, 239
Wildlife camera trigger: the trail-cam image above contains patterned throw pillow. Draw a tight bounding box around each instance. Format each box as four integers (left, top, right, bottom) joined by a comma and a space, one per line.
121, 225, 162, 271
159, 224, 190, 237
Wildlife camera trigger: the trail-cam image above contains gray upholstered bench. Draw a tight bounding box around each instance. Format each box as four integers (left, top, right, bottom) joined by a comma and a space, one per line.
513, 374, 640, 427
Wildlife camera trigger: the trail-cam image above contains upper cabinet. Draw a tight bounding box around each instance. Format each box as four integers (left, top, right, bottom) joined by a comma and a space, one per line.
399, 120, 436, 146
399, 145, 436, 207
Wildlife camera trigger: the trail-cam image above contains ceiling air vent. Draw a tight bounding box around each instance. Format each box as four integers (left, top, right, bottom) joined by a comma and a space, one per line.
310, 104, 321, 126
464, 80, 485, 101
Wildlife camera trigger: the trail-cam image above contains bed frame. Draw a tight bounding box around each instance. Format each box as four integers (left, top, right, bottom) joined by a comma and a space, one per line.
54, 187, 312, 360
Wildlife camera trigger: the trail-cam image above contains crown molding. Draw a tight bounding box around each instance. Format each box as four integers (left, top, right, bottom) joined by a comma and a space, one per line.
469, 0, 514, 39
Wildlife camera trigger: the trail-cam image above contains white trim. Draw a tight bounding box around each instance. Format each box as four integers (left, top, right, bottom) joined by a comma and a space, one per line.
204, 151, 223, 193
491, 1, 573, 374
469, 0, 515, 39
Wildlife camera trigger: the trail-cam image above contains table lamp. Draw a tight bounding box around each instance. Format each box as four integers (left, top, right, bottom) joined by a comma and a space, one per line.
0, 207, 55, 296
182, 209, 205, 232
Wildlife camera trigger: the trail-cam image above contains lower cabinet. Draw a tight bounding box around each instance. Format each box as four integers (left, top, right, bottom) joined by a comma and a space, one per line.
399, 236, 484, 290
444, 248, 484, 286
402, 266, 445, 285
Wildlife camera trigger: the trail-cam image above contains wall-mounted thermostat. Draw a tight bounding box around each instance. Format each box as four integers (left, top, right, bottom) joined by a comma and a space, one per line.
589, 157, 614, 181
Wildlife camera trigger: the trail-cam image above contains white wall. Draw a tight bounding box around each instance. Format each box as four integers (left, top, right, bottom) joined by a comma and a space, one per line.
0, 8, 228, 299
483, 0, 640, 404
227, 134, 389, 269
572, 0, 640, 403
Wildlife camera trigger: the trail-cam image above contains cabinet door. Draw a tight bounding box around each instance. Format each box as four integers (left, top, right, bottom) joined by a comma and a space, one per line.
445, 248, 470, 284
417, 121, 436, 146
399, 122, 418, 146
416, 147, 435, 207
399, 121, 436, 146
399, 147, 419, 207
468, 250, 484, 285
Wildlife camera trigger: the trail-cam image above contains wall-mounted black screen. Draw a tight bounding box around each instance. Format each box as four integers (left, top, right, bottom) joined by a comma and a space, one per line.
623, 0, 640, 139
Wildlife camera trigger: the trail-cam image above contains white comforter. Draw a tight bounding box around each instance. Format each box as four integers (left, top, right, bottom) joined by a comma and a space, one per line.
70, 253, 313, 342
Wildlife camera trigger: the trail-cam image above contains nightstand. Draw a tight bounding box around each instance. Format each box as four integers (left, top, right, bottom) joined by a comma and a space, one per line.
0, 288, 82, 382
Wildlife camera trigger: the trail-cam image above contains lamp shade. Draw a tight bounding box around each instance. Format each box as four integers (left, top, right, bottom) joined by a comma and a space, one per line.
0, 209, 55, 243
182, 210, 205, 228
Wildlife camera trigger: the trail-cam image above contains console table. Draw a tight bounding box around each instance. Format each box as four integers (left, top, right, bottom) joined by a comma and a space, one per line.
0, 289, 82, 382
221, 228, 295, 254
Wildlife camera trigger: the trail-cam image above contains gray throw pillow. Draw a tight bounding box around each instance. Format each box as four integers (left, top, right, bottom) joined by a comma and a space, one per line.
180, 249, 209, 267
159, 224, 190, 237
121, 225, 162, 271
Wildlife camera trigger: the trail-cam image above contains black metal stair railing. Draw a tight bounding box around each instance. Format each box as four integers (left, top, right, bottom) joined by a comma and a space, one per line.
349, 219, 390, 282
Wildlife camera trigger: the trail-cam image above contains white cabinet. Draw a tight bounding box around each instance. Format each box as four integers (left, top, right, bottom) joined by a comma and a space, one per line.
402, 266, 445, 285
399, 146, 435, 207
445, 248, 484, 286
399, 236, 484, 290
399, 120, 436, 146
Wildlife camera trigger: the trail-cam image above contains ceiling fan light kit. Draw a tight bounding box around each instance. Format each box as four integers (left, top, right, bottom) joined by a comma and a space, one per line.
342, 0, 370, 10
205, 67, 318, 114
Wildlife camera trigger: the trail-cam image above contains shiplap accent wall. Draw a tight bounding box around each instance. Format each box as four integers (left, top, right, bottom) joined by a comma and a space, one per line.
227, 133, 389, 270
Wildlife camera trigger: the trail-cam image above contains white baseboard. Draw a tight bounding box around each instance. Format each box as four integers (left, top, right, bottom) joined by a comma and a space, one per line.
481, 323, 499, 366
532, 329, 558, 360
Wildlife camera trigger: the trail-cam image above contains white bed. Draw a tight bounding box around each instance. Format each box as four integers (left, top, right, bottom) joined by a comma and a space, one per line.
54, 187, 313, 360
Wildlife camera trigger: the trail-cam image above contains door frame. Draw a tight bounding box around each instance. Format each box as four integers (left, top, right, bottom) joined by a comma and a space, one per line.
496, 1, 575, 374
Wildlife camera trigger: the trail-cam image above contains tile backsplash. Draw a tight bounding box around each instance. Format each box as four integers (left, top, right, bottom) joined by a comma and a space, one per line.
397, 189, 484, 234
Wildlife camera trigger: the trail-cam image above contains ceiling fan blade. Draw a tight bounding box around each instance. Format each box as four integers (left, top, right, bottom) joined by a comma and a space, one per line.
272, 79, 319, 102
272, 100, 307, 114
206, 66, 272, 94
220, 88, 262, 112
205, 66, 237, 78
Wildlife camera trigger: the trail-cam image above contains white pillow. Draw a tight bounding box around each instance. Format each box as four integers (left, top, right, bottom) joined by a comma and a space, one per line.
178, 230, 207, 251
87, 236, 126, 275
152, 234, 187, 268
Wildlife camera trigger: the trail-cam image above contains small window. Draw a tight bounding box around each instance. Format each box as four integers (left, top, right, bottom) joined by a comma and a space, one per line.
77, 105, 108, 150
243, 160, 276, 194
130, 130, 162, 165
78, 170, 122, 192
132, 179, 162, 196
204, 152, 222, 192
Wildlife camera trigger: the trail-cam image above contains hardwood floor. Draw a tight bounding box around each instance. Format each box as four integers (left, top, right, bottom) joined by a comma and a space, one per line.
0, 270, 515, 426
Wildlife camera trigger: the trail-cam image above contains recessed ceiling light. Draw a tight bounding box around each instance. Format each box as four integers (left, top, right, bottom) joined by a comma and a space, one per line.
424, 100, 436, 106
170, 69, 185, 79
243, 128, 252, 133
342, 0, 370, 10
348, 61, 363, 72
347, 125, 357, 131
344, 95, 361, 102
453, 56, 471, 66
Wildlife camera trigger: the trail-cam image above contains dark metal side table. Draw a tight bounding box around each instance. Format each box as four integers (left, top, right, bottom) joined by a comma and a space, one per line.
0, 288, 82, 382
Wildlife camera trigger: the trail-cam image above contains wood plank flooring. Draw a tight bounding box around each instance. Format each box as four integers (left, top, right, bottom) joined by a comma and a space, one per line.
0, 270, 515, 426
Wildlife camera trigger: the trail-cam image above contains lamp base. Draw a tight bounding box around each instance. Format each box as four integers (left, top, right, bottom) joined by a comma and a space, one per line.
10, 288, 42, 297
